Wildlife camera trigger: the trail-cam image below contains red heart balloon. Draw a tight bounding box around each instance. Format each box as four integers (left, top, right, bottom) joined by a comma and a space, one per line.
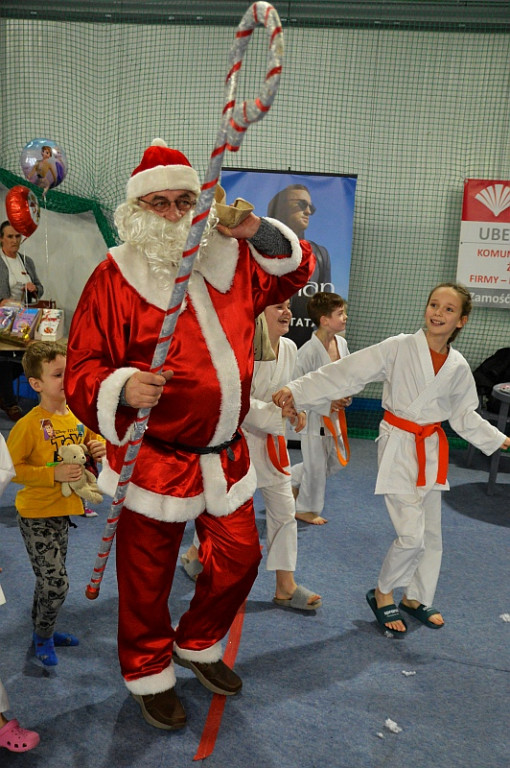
5, 185, 40, 237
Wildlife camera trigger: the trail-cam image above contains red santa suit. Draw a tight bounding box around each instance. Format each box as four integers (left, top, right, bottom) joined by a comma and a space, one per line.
65, 218, 314, 695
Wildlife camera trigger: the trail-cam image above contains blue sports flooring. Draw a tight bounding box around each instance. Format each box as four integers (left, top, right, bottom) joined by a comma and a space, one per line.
1, 406, 509, 768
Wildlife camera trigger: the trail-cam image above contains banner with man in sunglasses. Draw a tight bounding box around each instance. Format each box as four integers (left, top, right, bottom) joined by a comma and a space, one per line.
222, 170, 357, 347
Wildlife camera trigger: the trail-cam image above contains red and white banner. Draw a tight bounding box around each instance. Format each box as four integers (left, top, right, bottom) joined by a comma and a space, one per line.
457, 178, 510, 309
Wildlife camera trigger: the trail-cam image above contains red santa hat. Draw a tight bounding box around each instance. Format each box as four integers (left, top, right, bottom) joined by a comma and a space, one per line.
126, 138, 201, 199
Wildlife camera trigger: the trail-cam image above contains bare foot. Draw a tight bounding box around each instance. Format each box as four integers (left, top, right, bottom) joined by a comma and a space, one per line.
401, 595, 444, 627
375, 587, 407, 633
295, 511, 328, 525
184, 544, 199, 562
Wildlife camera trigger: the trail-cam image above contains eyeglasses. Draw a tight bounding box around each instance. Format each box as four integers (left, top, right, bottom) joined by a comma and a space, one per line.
288, 198, 316, 215
138, 196, 197, 214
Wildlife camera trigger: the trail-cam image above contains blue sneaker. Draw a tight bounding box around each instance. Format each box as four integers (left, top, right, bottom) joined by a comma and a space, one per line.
53, 631, 80, 647
33, 632, 58, 666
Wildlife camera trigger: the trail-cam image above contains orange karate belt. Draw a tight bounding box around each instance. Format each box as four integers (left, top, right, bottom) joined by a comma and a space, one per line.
383, 410, 449, 487
322, 408, 351, 467
266, 434, 291, 475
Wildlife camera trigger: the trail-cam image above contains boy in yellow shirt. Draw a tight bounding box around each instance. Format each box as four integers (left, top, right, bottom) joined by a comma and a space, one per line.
7, 341, 105, 666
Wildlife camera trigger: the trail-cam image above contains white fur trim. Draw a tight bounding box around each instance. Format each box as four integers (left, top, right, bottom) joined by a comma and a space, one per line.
98, 455, 256, 522
97, 367, 139, 446
188, 274, 241, 445
110, 244, 174, 311
174, 641, 223, 664
248, 217, 302, 275
124, 663, 176, 695
200, 455, 257, 517
98, 460, 205, 522
126, 165, 201, 199
193, 231, 239, 293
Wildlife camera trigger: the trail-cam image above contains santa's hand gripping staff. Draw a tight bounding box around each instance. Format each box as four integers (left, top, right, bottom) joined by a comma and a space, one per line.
64, 134, 314, 729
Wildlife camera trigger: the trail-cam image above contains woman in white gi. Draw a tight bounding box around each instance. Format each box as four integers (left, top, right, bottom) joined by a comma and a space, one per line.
273, 284, 510, 633
291, 292, 351, 525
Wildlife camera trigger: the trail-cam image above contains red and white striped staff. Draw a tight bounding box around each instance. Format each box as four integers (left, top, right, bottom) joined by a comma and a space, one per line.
85, 1, 283, 599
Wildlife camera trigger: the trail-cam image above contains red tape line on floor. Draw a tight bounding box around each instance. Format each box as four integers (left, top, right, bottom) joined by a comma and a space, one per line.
193, 598, 247, 761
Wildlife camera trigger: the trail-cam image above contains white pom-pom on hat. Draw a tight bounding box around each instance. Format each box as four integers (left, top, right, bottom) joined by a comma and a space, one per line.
150, 138, 168, 148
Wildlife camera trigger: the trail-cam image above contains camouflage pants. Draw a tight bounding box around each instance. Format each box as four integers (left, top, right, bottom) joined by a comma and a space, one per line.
17, 514, 70, 638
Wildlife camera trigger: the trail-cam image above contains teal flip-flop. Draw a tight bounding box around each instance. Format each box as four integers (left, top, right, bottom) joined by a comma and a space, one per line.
365, 589, 407, 635
399, 602, 444, 629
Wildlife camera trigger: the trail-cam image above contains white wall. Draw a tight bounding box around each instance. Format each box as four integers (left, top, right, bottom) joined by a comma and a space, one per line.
1, 185, 107, 335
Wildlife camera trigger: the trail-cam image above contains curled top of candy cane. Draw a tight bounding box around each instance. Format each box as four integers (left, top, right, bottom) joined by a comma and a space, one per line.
223, 1, 283, 151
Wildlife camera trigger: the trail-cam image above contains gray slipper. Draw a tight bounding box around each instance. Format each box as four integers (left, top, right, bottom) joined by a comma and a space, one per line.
180, 554, 203, 582
273, 584, 322, 611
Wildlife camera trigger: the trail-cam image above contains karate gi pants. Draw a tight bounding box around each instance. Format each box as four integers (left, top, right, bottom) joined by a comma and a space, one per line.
193, 479, 297, 572
291, 433, 342, 514
116, 499, 261, 694
0, 678, 8, 713
260, 478, 298, 572
378, 488, 442, 607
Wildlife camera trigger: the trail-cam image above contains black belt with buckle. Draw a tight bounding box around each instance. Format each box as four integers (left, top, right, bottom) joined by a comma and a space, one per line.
148, 430, 242, 461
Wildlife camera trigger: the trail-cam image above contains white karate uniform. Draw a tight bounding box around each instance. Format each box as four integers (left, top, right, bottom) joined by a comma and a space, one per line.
242, 336, 298, 572
291, 332, 350, 514
288, 329, 506, 605
0, 434, 14, 713
0, 679, 8, 714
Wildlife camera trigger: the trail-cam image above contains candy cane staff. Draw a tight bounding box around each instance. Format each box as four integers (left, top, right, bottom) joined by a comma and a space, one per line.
65, 3, 316, 731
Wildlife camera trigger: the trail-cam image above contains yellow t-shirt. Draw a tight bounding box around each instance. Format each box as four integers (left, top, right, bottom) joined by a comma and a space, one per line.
7, 404, 104, 518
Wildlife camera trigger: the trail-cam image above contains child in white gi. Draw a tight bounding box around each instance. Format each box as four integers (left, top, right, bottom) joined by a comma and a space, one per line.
273, 283, 510, 634
182, 302, 322, 610
0, 434, 40, 753
291, 292, 352, 525
243, 300, 321, 610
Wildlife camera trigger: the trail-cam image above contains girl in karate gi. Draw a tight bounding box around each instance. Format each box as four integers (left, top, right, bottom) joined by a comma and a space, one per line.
291, 292, 352, 525
181, 301, 322, 610
273, 284, 510, 633
243, 300, 321, 610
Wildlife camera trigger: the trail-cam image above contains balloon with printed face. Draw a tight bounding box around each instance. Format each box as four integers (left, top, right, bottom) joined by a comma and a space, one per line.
5, 185, 40, 237
20, 138, 68, 191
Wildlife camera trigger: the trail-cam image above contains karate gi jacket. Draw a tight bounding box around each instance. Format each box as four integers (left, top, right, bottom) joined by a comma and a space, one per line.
288, 329, 506, 495
243, 335, 297, 488
293, 332, 350, 437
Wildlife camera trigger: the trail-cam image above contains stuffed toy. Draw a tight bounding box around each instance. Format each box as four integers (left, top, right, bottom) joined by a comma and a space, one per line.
57, 444, 103, 505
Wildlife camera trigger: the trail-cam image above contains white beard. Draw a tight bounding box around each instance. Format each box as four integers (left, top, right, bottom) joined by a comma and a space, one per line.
114, 200, 219, 292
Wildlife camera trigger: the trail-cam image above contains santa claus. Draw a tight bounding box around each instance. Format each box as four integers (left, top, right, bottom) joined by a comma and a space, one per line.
65, 139, 315, 730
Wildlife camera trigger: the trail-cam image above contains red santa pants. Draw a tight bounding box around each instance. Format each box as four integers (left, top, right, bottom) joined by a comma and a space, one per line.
116, 498, 261, 689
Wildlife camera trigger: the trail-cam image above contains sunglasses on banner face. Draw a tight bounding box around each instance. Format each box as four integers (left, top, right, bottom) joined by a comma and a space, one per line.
288, 198, 316, 215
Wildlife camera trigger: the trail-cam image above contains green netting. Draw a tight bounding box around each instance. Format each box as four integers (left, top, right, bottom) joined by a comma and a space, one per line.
1, 1, 509, 440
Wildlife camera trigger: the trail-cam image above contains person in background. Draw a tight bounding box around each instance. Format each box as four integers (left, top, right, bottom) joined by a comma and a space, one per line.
267, 184, 332, 348
291, 292, 352, 525
0, 433, 40, 753
273, 283, 510, 635
0, 221, 44, 422
64, 139, 315, 730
